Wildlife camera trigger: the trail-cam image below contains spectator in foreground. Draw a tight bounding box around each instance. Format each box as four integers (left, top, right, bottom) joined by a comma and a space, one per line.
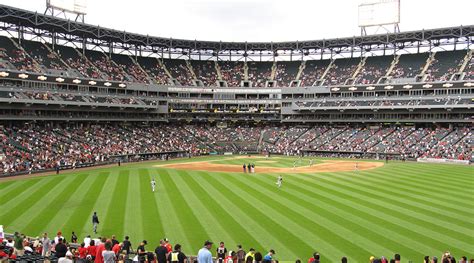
236, 245, 246, 263
197, 240, 213, 263
58, 251, 74, 263
155, 239, 168, 263
168, 244, 187, 263
308, 252, 320, 263
122, 236, 132, 256
102, 241, 116, 263
217, 242, 227, 263
245, 248, 256, 263
87, 239, 97, 260
137, 240, 147, 263
55, 238, 68, 258
254, 252, 263, 263
40, 232, 51, 257
13, 232, 24, 256
263, 250, 275, 263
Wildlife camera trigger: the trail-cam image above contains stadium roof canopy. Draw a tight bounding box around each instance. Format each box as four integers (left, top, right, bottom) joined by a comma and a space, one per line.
0, 4, 472, 55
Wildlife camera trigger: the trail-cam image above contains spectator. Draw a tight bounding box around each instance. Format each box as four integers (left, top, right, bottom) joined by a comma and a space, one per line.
102, 241, 116, 263
156, 240, 168, 263
13, 232, 24, 256
197, 240, 213, 263
55, 238, 68, 258
263, 250, 275, 263
137, 240, 147, 263
40, 232, 51, 257
58, 250, 74, 263
236, 245, 246, 263
168, 244, 187, 263
122, 236, 132, 256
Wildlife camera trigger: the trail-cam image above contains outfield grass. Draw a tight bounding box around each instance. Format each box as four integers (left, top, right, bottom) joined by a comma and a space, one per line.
1, 156, 473, 262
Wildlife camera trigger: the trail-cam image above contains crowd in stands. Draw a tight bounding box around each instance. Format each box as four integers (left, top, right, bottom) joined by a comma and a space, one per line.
0, 123, 470, 175
192, 61, 218, 87
247, 62, 272, 87
325, 59, 359, 86
218, 61, 244, 87
294, 96, 472, 109
89, 55, 130, 82
1, 231, 472, 263
0, 37, 472, 87
164, 60, 194, 86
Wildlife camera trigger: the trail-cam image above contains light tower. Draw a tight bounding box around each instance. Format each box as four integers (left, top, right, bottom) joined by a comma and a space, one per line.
44, 0, 87, 22
358, 0, 400, 36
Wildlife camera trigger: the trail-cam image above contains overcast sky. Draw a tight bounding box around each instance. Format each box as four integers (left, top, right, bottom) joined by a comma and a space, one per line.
1, 0, 472, 42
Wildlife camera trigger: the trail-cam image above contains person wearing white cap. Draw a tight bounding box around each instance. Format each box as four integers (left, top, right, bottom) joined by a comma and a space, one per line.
58, 251, 74, 263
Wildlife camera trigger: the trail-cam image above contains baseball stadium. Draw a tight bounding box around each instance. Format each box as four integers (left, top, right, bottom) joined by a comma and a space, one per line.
0, 1, 473, 263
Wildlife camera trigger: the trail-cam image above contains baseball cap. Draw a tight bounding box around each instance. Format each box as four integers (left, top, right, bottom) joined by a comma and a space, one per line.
164, 238, 169, 242
204, 240, 213, 246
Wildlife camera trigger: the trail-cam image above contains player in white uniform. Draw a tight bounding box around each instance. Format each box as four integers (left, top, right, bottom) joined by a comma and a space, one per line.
354, 162, 359, 172
276, 175, 283, 188
151, 178, 156, 192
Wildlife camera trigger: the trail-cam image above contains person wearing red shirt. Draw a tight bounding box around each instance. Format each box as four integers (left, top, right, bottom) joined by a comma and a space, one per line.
225, 251, 237, 263
112, 243, 121, 255
164, 238, 172, 254
87, 240, 97, 260
0, 246, 8, 261
95, 238, 107, 263
308, 252, 320, 263
78, 243, 88, 259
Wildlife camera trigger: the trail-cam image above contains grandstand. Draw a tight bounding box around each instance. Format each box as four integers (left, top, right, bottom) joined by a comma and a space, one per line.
0, 3, 473, 263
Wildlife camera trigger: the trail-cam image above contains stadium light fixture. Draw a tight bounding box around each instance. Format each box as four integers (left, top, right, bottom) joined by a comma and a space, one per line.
366, 86, 376, 90
402, 85, 413, 89
18, 73, 29, 79
119, 83, 126, 88
104, 82, 112, 87
73, 79, 81, 84
422, 83, 433, 88
37, 75, 47, 81
55, 77, 65, 82
442, 83, 453, 88
0, 72, 9, 77
88, 80, 97, 85
384, 85, 394, 90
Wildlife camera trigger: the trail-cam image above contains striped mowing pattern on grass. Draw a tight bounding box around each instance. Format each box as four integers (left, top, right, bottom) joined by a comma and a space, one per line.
0, 156, 473, 263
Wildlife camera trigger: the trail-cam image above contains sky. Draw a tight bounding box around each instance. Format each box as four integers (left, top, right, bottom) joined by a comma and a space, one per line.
0, 0, 472, 42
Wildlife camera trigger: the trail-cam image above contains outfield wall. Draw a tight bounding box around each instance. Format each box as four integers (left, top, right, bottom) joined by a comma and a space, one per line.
417, 157, 470, 165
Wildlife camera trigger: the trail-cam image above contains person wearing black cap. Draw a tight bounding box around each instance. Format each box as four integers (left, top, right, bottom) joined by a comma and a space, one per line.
308, 252, 320, 263
168, 244, 187, 263
197, 241, 213, 263
394, 253, 400, 263
137, 240, 147, 263
262, 250, 275, 263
